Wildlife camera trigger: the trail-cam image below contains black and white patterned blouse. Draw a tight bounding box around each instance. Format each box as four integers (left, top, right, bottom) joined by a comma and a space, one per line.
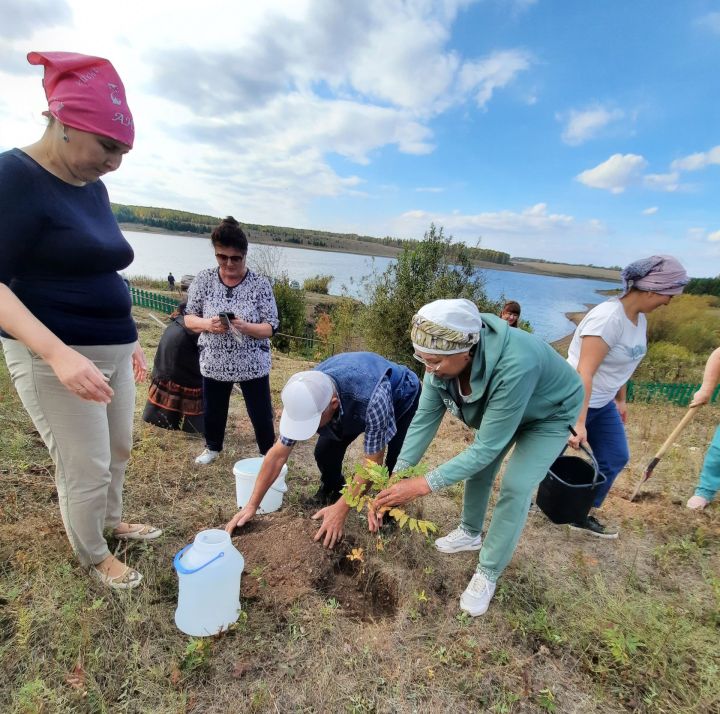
186, 267, 279, 382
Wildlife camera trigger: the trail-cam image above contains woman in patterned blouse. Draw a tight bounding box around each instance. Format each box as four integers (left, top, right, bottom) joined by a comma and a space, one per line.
185, 217, 279, 465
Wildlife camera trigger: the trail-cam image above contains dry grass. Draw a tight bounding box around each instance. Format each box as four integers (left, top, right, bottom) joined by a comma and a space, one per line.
511, 261, 621, 281
1, 310, 719, 713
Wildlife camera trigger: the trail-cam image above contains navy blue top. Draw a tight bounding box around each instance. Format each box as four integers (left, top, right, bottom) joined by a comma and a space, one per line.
0, 148, 137, 345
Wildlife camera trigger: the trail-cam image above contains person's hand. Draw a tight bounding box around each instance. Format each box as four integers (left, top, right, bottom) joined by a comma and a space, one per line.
230, 317, 250, 334
568, 423, 587, 450
131, 342, 147, 383
367, 504, 385, 533
224, 504, 258, 534
45, 345, 113, 403
373, 476, 431, 511
690, 388, 713, 407
614, 399, 628, 424
312, 501, 349, 548
207, 316, 228, 334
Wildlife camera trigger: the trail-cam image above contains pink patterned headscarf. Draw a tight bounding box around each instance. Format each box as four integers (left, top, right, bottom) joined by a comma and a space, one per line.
28, 51, 134, 148
621, 255, 688, 296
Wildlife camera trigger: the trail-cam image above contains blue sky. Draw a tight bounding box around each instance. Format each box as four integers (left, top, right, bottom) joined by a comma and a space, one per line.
1, 0, 719, 275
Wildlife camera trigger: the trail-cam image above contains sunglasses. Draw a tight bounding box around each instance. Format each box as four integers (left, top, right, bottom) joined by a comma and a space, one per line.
215, 253, 246, 264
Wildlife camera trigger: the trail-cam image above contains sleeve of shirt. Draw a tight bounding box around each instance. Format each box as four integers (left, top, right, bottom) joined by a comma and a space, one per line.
425, 363, 541, 491
279, 435, 297, 448
578, 304, 622, 349
257, 277, 280, 332
185, 271, 206, 317
395, 371, 447, 468
363, 377, 396, 455
0, 156, 40, 285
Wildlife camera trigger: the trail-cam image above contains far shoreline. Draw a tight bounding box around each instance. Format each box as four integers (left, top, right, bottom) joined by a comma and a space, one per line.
120, 223, 622, 284
550, 288, 620, 354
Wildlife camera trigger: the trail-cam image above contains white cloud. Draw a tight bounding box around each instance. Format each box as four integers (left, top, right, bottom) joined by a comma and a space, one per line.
643, 172, 679, 192
0, 0, 537, 223
576, 154, 647, 193
458, 49, 533, 108
642, 207, 659, 215
696, 11, 720, 34
670, 145, 720, 172
708, 230, 720, 243
387, 202, 610, 261
559, 105, 625, 145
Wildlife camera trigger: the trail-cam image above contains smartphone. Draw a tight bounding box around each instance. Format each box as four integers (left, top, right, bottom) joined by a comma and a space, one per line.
218, 311, 235, 328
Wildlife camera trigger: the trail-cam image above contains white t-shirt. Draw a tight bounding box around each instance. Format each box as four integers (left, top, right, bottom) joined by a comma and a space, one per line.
567, 299, 647, 409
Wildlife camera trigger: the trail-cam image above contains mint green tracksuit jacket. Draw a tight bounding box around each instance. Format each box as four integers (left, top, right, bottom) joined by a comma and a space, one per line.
397, 314, 583, 581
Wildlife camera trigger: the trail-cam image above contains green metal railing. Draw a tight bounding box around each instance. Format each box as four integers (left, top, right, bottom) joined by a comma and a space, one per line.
131, 287, 180, 315
627, 381, 720, 407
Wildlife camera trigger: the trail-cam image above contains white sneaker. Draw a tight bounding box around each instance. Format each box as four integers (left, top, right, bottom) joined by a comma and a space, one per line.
434, 527, 483, 554
687, 495, 709, 510
459, 572, 496, 616
195, 448, 220, 465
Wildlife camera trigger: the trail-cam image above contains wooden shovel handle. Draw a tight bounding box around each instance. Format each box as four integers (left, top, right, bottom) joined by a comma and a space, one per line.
629, 405, 700, 501
650, 405, 699, 461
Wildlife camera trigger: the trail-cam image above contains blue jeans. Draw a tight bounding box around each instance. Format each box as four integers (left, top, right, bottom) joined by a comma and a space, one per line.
585, 400, 629, 507
696, 424, 720, 501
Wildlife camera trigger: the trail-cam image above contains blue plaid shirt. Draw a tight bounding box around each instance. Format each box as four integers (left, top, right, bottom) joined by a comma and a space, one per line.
280, 377, 397, 455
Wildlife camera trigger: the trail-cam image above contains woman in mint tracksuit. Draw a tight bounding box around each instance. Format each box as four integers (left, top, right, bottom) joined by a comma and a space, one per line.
373, 299, 583, 617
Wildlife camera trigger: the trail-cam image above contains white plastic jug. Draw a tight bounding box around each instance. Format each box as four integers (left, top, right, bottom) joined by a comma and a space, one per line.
173, 529, 245, 636
233, 457, 288, 513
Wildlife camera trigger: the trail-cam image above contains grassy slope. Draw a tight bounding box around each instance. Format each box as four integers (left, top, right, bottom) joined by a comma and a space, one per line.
1, 310, 719, 713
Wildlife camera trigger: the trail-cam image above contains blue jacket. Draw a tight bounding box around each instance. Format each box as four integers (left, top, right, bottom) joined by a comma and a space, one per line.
315, 352, 420, 440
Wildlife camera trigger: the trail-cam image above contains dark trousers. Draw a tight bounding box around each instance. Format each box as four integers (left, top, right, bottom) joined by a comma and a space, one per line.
202, 374, 275, 455
313, 390, 421, 496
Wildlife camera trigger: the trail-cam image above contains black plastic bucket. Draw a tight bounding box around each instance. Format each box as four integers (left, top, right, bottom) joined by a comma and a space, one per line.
536, 447, 606, 525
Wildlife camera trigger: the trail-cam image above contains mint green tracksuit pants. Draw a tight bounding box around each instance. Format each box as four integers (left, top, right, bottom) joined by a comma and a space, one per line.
459, 416, 574, 582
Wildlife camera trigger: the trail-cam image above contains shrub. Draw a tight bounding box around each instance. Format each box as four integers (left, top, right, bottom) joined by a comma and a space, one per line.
646, 294, 720, 352
634, 341, 699, 382
359, 224, 501, 368
303, 275, 333, 294
272, 275, 305, 351
328, 297, 365, 353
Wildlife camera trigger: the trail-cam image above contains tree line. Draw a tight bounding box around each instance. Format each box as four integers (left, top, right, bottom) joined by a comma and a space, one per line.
111, 203, 512, 265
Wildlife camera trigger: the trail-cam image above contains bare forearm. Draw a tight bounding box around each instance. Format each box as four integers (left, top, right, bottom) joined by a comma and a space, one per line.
183, 314, 210, 333
701, 348, 720, 393
575, 370, 594, 426
247, 443, 292, 508
237, 322, 273, 339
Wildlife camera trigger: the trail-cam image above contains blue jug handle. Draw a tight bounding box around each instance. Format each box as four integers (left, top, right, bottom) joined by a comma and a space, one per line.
173, 544, 225, 574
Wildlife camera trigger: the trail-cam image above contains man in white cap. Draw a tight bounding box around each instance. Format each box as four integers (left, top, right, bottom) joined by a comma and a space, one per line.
225, 352, 421, 547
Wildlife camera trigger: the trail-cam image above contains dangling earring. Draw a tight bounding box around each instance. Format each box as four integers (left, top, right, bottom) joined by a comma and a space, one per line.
62, 133, 69, 143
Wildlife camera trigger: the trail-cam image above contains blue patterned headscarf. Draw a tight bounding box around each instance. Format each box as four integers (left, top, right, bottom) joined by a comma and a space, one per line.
621, 255, 688, 296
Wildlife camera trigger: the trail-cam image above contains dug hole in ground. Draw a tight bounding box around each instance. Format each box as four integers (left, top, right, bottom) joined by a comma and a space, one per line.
1, 311, 719, 713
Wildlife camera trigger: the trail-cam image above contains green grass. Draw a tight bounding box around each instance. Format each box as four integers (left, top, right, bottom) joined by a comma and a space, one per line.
1, 311, 719, 712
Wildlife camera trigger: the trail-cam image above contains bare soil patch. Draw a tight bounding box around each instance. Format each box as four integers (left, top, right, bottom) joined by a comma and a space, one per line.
236, 510, 399, 621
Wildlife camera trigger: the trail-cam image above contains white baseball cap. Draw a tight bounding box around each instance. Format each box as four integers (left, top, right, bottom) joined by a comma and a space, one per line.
279, 371, 335, 441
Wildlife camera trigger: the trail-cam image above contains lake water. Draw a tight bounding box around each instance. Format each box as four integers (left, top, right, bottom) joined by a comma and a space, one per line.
123, 230, 618, 342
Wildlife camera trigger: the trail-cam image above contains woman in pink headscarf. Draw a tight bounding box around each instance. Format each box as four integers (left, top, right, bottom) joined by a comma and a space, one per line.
564, 255, 688, 538
0, 52, 161, 590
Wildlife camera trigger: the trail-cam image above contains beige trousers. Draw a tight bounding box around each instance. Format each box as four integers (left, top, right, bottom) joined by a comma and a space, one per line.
2, 339, 136, 567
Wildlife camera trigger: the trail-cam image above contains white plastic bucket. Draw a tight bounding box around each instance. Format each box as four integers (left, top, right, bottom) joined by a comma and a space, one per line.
173, 529, 245, 636
233, 457, 288, 513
